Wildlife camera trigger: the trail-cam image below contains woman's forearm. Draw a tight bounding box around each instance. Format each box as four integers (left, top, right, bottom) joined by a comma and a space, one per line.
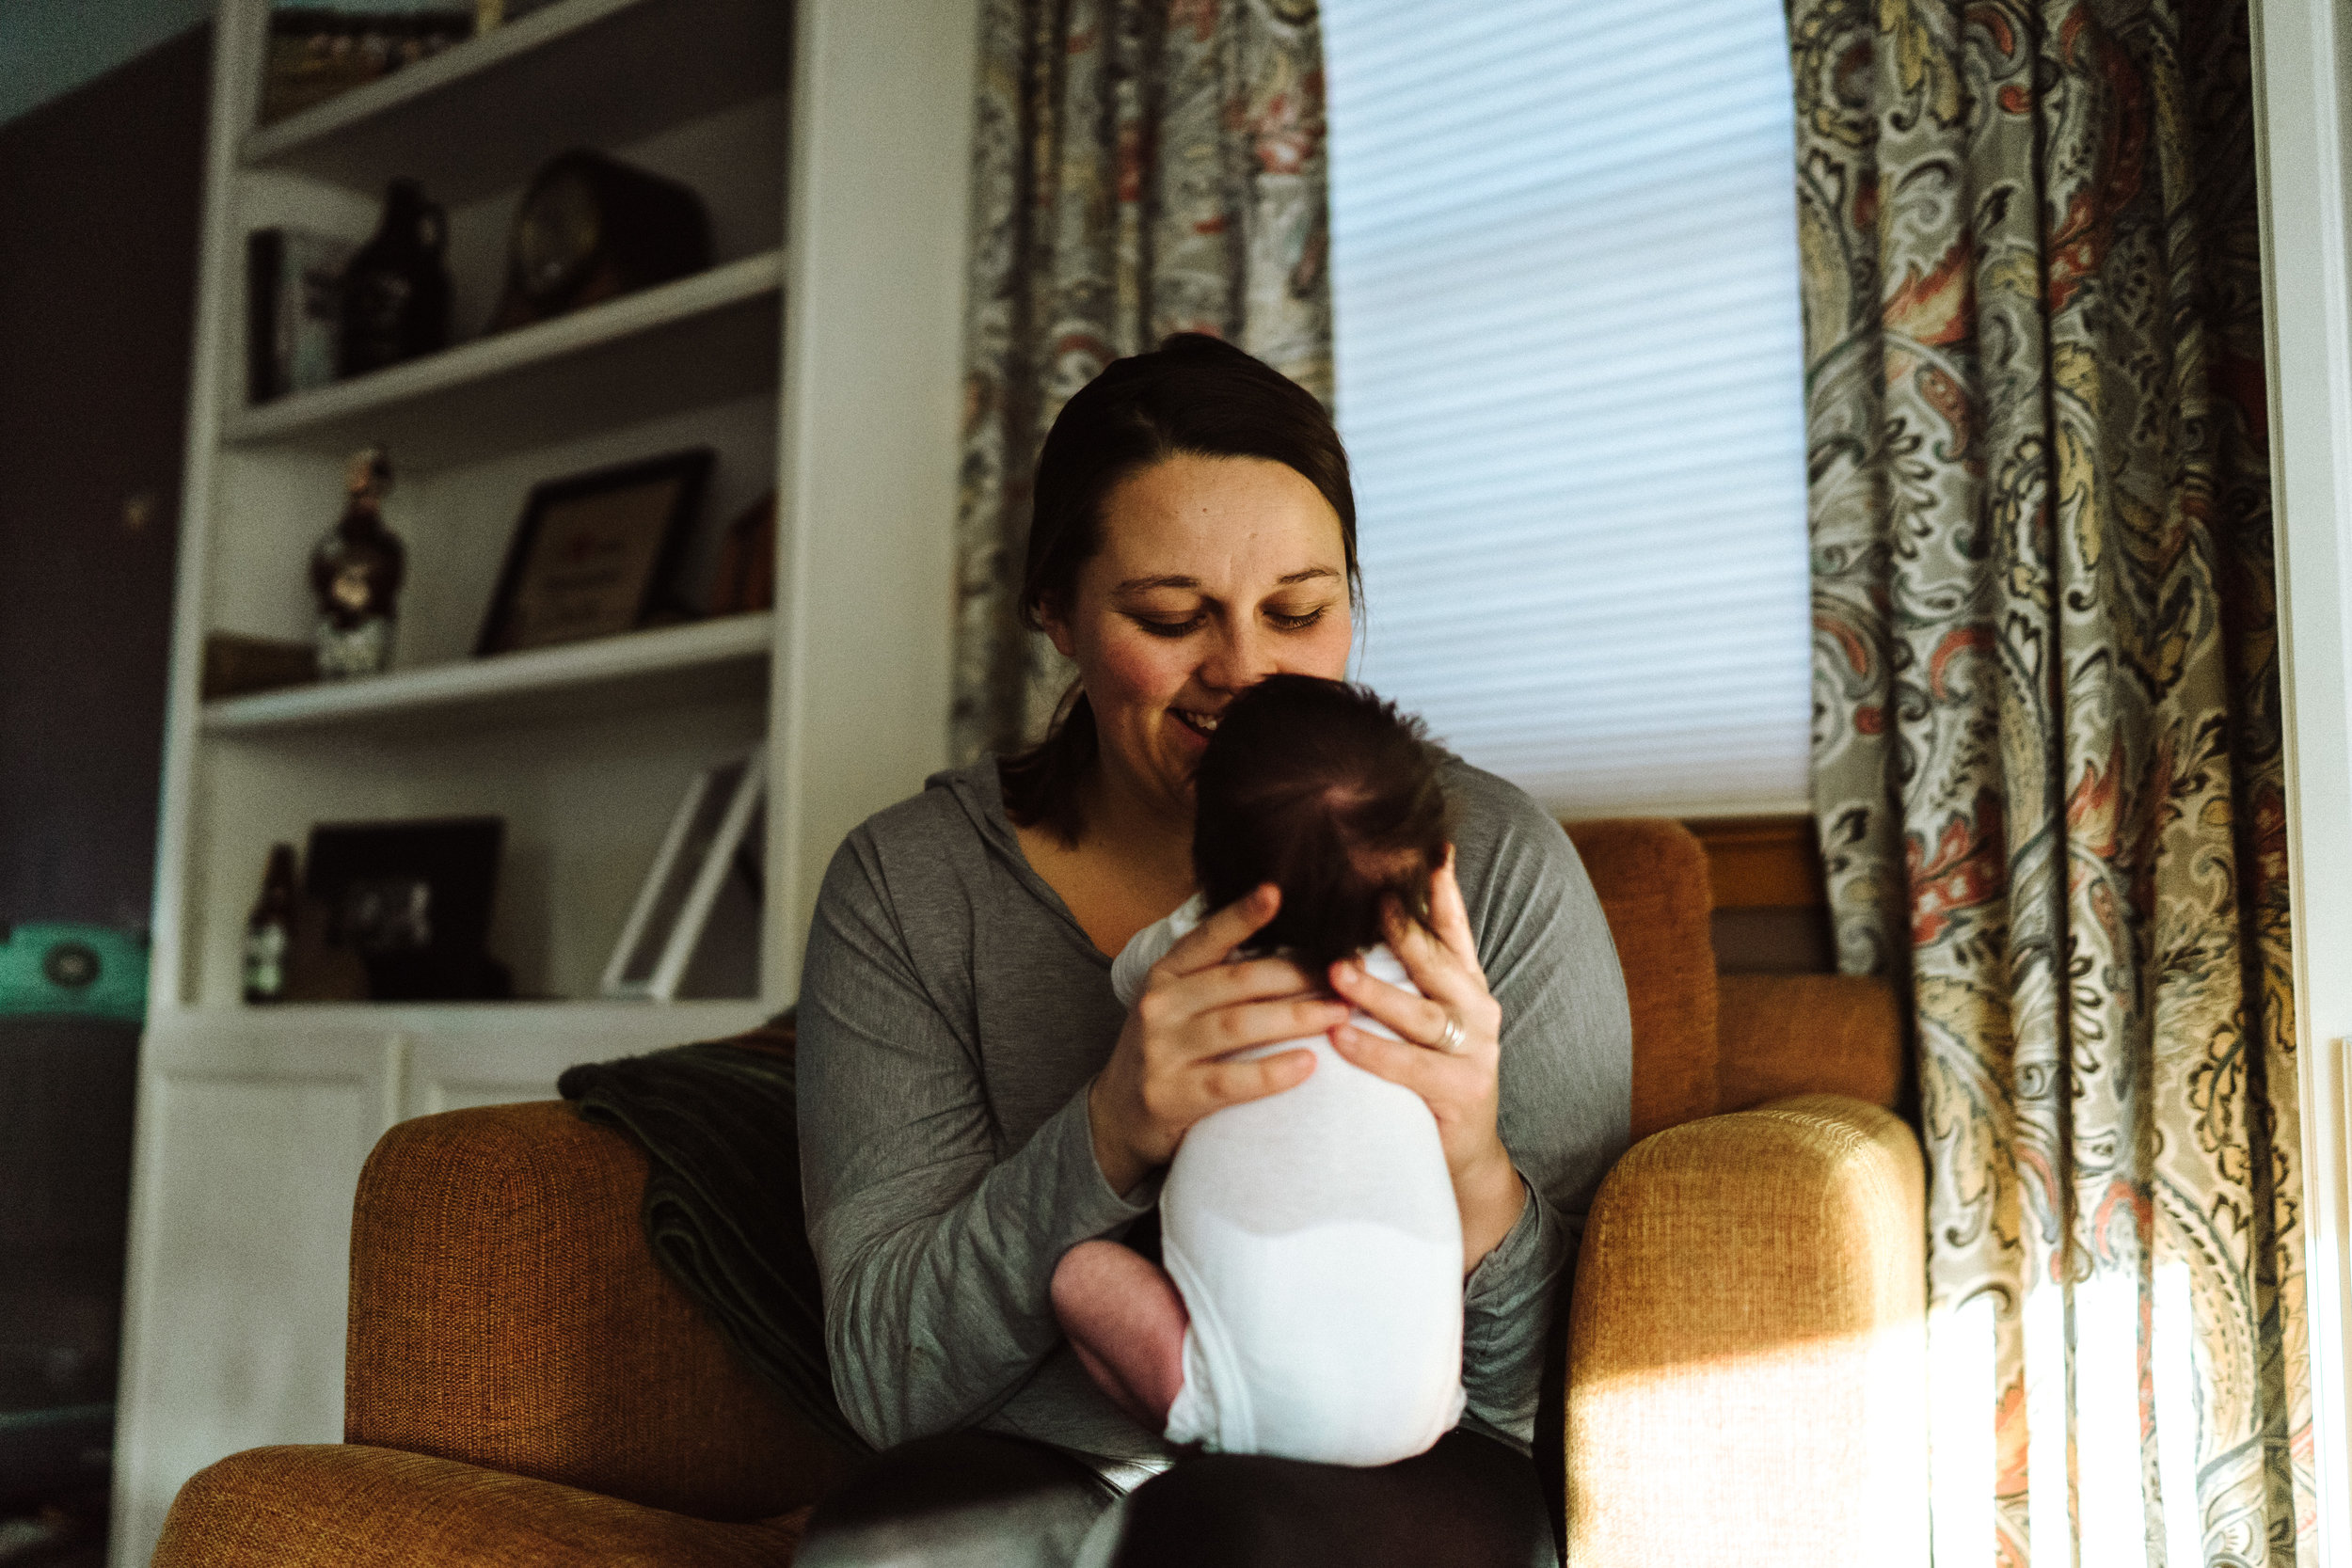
817, 1085, 1154, 1448
799, 837, 1160, 1449
1456, 1148, 1529, 1274
1089, 1070, 1158, 1198
1459, 1183, 1570, 1442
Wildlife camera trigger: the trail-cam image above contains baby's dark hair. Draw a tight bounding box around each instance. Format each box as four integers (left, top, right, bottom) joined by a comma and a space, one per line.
1192, 674, 1452, 976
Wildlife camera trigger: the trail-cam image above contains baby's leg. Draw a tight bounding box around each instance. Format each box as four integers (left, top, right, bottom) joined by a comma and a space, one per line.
1051, 1239, 1188, 1431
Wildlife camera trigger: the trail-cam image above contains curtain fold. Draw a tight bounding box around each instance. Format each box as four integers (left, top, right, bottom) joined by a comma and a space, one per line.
952, 0, 1334, 765
1788, 0, 2311, 1561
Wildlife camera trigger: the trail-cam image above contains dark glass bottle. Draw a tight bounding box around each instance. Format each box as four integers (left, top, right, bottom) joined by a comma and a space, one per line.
310, 447, 406, 678
339, 178, 452, 377
244, 844, 300, 1004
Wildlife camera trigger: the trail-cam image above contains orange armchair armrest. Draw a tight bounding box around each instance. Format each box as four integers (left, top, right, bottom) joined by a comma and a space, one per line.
1565, 1095, 1928, 1566
155, 1444, 813, 1568
344, 1101, 846, 1521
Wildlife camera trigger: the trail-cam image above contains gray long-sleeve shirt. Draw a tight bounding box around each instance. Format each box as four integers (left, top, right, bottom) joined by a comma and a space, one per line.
796, 756, 1630, 1481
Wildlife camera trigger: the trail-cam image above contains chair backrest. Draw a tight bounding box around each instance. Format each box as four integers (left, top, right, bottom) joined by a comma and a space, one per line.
1562, 818, 1717, 1140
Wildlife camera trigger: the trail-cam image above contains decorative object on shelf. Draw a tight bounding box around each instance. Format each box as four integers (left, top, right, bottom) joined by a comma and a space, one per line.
707, 490, 776, 615
475, 448, 713, 656
245, 227, 353, 404
601, 752, 766, 1002
280, 894, 370, 1002
242, 844, 300, 1004
339, 178, 453, 378
239, 844, 369, 1004
235, 841, 367, 1003
310, 446, 407, 678
486, 150, 714, 334
259, 6, 476, 127
200, 632, 319, 701
0, 923, 150, 1022
304, 816, 509, 1001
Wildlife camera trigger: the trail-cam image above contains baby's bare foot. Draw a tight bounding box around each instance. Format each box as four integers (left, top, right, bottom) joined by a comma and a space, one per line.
1052, 1239, 1188, 1427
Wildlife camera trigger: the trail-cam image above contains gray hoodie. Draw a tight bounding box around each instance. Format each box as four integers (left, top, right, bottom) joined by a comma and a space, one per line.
796, 755, 1631, 1482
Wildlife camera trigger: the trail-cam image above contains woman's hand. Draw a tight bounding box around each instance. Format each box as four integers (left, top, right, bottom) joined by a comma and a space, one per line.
1089, 885, 1348, 1198
1327, 849, 1526, 1273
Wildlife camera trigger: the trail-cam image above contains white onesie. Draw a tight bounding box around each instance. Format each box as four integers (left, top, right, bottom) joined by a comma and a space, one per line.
1108, 895, 1467, 1466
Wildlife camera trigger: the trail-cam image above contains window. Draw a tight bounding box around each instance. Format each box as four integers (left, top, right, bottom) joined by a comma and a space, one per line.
1326, 0, 1813, 817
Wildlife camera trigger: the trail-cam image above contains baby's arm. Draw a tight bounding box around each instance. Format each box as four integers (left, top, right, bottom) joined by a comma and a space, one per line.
1050, 1239, 1187, 1432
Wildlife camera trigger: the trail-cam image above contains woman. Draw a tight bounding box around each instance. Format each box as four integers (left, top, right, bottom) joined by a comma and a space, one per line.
794, 334, 1631, 1567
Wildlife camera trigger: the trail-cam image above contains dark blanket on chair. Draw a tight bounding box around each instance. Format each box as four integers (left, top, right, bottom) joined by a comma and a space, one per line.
557, 1010, 870, 1456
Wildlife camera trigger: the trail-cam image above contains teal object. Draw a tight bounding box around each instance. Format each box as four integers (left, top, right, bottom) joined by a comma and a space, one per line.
0, 922, 150, 1022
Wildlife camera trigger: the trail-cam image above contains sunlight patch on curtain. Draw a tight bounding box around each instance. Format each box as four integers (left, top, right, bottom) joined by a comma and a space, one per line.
2075, 1271, 2152, 1568
2026, 1283, 2073, 1564
1931, 1294, 1997, 1566
2153, 1261, 2205, 1568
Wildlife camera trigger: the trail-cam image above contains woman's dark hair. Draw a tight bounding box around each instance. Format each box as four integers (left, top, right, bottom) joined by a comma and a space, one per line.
998, 333, 1358, 844
1191, 674, 1451, 977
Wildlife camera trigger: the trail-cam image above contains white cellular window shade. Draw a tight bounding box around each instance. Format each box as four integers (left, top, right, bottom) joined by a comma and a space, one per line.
1325, 0, 1813, 818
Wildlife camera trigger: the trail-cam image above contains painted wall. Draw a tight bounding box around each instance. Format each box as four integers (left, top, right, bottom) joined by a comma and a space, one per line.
2250, 0, 2352, 1559
0, 22, 208, 929
0, 0, 215, 127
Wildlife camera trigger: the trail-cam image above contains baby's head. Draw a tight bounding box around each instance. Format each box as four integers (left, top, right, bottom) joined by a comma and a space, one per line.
1192, 674, 1452, 975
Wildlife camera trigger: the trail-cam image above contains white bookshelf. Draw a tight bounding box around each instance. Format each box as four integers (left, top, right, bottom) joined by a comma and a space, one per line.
114, 0, 977, 1560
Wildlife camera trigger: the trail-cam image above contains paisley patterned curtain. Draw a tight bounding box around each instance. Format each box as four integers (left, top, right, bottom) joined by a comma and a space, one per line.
1788, 0, 2310, 1561
951, 0, 1333, 763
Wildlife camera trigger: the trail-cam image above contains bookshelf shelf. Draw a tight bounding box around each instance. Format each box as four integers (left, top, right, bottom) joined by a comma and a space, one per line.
223, 251, 785, 467
242, 0, 790, 203
201, 612, 772, 739
169, 997, 772, 1028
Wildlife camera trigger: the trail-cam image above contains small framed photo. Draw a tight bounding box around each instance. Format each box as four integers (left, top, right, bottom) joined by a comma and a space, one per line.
475, 448, 713, 657
601, 752, 765, 1002
303, 816, 506, 1001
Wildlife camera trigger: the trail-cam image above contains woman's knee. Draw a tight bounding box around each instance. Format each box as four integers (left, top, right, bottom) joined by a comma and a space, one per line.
1109, 1454, 1326, 1567
1105, 1433, 1556, 1568
796, 1432, 1113, 1568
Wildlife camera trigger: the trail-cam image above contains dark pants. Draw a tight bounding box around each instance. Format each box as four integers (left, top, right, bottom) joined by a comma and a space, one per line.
794, 1428, 1558, 1568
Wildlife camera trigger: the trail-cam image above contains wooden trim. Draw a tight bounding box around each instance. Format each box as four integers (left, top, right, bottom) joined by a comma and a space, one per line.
1685, 815, 1824, 910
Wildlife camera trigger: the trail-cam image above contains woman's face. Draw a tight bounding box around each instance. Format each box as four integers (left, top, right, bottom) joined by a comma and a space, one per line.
1041, 452, 1354, 822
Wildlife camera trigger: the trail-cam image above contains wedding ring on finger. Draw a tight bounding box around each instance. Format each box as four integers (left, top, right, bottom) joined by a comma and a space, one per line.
1433, 1012, 1469, 1055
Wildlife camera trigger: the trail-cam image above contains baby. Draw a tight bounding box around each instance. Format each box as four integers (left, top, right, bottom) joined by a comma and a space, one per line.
1052, 673, 1466, 1467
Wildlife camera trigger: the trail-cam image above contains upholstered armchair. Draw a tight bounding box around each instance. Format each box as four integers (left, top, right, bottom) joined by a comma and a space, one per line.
151, 820, 1925, 1567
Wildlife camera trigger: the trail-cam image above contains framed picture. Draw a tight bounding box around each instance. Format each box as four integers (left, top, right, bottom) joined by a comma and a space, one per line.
303, 816, 506, 1001
601, 752, 765, 1002
475, 448, 713, 657
246, 226, 352, 404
